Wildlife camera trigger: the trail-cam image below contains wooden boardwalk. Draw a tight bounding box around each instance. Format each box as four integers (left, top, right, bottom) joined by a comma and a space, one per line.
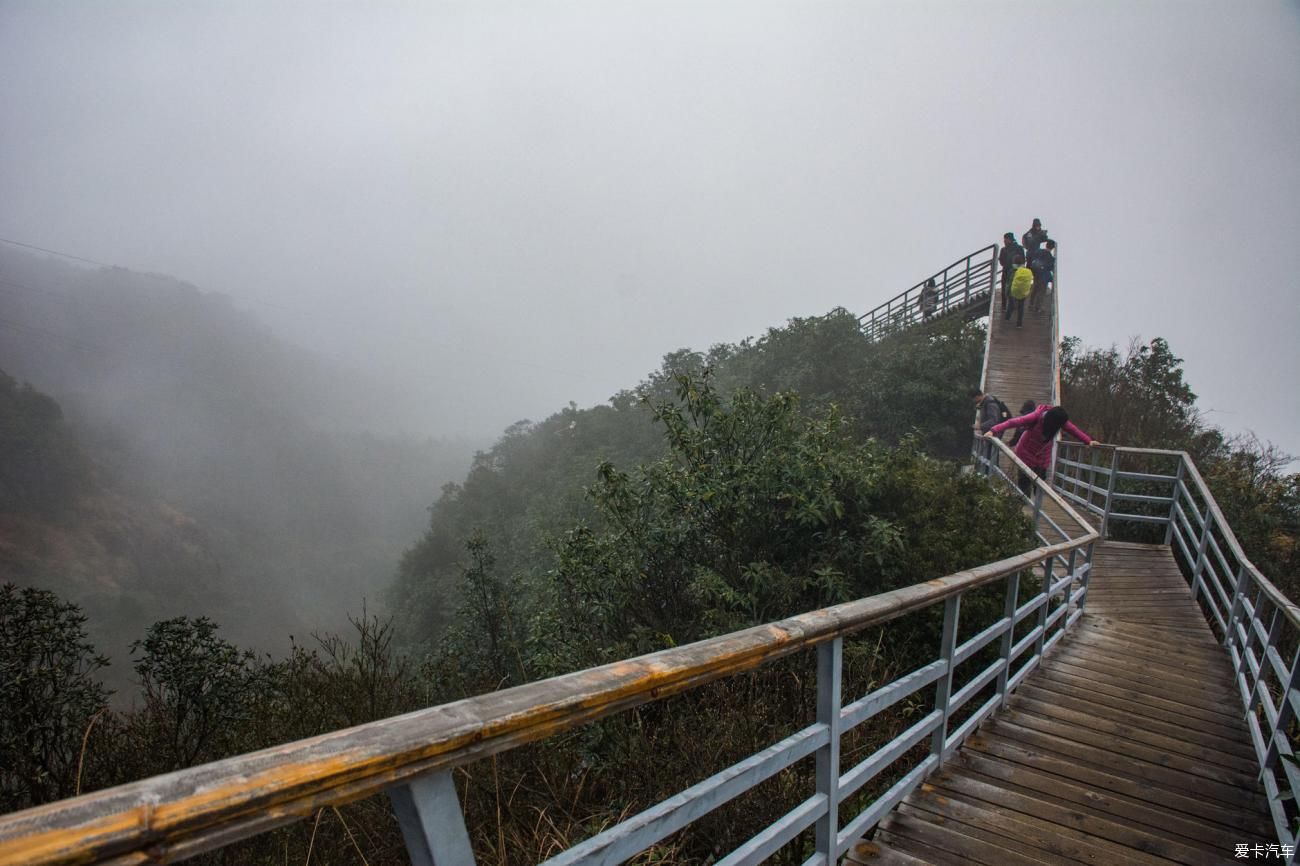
851, 542, 1272, 865
982, 284, 1055, 414
845, 279, 1272, 865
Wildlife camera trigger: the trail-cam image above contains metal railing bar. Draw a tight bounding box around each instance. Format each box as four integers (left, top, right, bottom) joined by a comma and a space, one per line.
839, 661, 946, 733
1063, 443, 1189, 459
1174, 503, 1196, 545
1014, 594, 1049, 626
1109, 492, 1175, 506
1044, 600, 1070, 632
1242, 600, 1273, 652
1007, 655, 1039, 693
1104, 512, 1169, 525
834, 756, 940, 860
1236, 639, 1262, 691
1055, 456, 1102, 473
1172, 525, 1194, 568
1010, 627, 1042, 663
1113, 470, 1180, 484
1037, 510, 1069, 544
948, 660, 1004, 717
1266, 645, 1290, 690
1178, 494, 1206, 529
1245, 705, 1270, 776
1256, 683, 1279, 733
716, 793, 826, 866
837, 711, 943, 803
943, 693, 1003, 760
1043, 625, 1069, 656
953, 617, 1012, 668
1204, 561, 1234, 618
1049, 572, 1075, 596
1056, 487, 1104, 516
540, 723, 829, 866
1208, 535, 1235, 588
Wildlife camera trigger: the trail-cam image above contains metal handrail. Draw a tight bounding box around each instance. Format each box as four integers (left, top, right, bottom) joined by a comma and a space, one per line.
1052, 440, 1300, 847
0, 450, 1097, 866
859, 245, 998, 343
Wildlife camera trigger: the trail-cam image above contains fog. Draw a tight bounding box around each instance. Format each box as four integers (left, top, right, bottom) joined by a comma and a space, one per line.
2, 0, 1298, 448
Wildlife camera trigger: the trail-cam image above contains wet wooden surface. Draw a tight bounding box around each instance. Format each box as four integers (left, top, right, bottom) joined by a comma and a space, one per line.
850, 542, 1271, 866
982, 285, 1055, 414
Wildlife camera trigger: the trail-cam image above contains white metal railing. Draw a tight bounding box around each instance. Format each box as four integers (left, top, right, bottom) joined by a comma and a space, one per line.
1053, 440, 1300, 849
860, 246, 998, 343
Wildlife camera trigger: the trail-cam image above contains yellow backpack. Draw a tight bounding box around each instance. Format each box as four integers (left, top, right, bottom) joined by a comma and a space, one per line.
1010, 266, 1034, 300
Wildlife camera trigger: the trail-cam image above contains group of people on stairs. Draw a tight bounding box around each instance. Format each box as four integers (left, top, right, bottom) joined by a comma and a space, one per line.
999, 218, 1057, 328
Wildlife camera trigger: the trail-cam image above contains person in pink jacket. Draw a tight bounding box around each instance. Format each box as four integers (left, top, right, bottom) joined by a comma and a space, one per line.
985, 404, 1099, 494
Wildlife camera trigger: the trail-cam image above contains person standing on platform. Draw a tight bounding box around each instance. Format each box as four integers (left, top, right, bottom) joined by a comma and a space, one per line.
1005, 254, 1033, 328
1029, 238, 1056, 313
999, 232, 1024, 310
920, 278, 939, 319
1022, 218, 1048, 256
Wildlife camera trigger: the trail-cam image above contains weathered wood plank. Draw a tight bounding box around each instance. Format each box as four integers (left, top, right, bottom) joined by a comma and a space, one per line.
950, 758, 1258, 853
902, 793, 1164, 866
960, 736, 1274, 839
1006, 695, 1257, 775
981, 716, 1265, 811
928, 772, 1230, 866
1013, 682, 1256, 758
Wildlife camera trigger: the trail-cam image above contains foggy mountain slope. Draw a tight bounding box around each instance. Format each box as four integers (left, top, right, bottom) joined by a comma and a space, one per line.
0, 368, 229, 690
0, 249, 479, 655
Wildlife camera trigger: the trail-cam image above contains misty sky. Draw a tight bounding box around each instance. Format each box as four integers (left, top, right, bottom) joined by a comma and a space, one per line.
1, 1, 1297, 455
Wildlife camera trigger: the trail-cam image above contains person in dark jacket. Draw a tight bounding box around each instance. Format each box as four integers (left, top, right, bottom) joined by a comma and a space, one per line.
920, 278, 939, 319
1022, 218, 1048, 256
1029, 239, 1056, 312
999, 232, 1024, 310
970, 388, 1009, 437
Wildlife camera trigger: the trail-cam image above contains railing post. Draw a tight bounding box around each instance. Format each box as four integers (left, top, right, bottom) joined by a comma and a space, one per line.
1087, 444, 1101, 515
931, 595, 961, 768
814, 638, 843, 864
1224, 563, 1251, 653
1062, 548, 1077, 624
389, 771, 476, 866
1189, 501, 1214, 602
1100, 448, 1119, 539
996, 572, 1021, 709
1164, 458, 1186, 546
1035, 556, 1055, 659
1030, 483, 1045, 539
